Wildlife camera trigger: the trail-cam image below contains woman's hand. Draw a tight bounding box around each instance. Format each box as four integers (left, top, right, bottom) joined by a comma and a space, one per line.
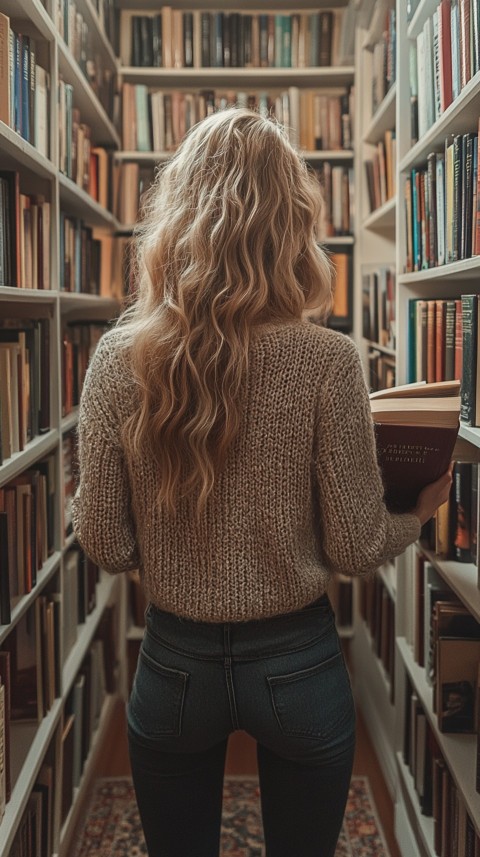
413, 465, 454, 526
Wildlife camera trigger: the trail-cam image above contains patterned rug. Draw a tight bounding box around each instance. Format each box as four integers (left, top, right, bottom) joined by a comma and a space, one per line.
74, 775, 390, 856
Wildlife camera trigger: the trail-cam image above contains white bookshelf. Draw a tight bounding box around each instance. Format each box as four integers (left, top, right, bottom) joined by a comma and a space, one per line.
0, 0, 124, 851
397, 637, 480, 836
353, 1, 480, 853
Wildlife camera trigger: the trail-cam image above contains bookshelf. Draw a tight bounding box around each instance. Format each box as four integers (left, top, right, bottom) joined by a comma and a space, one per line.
353, 1, 480, 854
0, 0, 358, 851
0, 0, 127, 853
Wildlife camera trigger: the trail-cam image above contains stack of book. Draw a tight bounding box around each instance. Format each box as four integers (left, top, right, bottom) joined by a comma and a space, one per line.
314, 164, 353, 239
359, 573, 396, 701
58, 81, 111, 207
362, 265, 396, 349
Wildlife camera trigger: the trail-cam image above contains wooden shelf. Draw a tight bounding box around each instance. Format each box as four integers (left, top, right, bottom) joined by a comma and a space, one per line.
397, 636, 480, 837
364, 340, 396, 356
363, 197, 396, 232
119, 66, 355, 87
0, 430, 59, 488
0, 552, 62, 646
0, 286, 57, 301
0, 0, 56, 41
323, 235, 354, 246
58, 173, 119, 228
458, 424, 480, 450
399, 70, 480, 174
363, 83, 396, 145
0, 121, 56, 180
416, 544, 480, 623
2, 700, 63, 856
114, 148, 354, 163
398, 256, 480, 285
396, 752, 436, 857
58, 40, 120, 148
61, 408, 80, 435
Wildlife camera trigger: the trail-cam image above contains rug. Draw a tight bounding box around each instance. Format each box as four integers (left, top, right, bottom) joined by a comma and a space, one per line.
73, 775, 391, 856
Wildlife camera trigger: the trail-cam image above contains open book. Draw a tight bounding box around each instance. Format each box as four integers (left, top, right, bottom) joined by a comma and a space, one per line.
369, 380, 461, 513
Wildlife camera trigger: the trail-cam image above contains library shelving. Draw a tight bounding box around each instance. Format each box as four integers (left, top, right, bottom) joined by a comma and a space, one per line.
353, 1, 480, 855
0, 0, 128, 852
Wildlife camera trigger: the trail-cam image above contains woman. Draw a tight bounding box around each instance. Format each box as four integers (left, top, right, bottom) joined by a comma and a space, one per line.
72, 108, 451, 857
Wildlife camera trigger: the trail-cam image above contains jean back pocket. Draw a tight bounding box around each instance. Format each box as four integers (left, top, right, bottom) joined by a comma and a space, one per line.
128, 647, 189, 740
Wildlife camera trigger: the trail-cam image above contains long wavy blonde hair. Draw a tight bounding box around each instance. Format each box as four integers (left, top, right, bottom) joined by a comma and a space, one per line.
119, 107, 332, 514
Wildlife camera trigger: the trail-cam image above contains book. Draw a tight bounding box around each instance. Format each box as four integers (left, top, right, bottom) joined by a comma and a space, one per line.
370, 380, 460, 512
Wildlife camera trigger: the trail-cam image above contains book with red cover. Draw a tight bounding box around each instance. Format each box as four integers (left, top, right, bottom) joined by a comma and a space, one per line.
370, 380, 461, 512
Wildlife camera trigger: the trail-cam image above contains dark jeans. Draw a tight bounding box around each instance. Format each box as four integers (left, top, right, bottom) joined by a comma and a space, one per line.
127, 594, 356, 857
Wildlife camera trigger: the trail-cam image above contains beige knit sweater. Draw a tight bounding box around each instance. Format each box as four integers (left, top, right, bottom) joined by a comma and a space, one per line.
72, 319, 421, 622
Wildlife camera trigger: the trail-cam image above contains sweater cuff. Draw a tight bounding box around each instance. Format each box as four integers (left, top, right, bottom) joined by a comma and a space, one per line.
385, 512, 422, 560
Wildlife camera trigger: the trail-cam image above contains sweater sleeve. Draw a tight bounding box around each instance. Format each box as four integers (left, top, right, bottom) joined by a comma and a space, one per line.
72, 336, 140, 574
313, 337, 421, 577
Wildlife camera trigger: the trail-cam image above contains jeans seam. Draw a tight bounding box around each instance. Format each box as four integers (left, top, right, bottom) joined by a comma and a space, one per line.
223, 626, 240, 730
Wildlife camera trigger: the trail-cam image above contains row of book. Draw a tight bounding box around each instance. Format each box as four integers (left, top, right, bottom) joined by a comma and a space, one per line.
406, 546, 480, 713
404, 682, 480, 855
361, 265, 396, 350
313, 165, 353, 239
58, 80, 111, 208
404, 128, 480, 273
62, 322, 107, 418
411, 0, 480, 146
54, 0, 115, 115
121, 84, 354, 154
359, 571, 396, 703
60, 214, 103, 294
365, 129, 396, 213
0, 454, 55, 625
0, 589, 113, 833
113, 163, 154, 226
0, 15, 50, 158
0, 172, 51, 290
407, 295, 480, 427
370, 7, 396, 115
368, 350, 396, 393
421, 462, 478, 564
121, 8, 345, 69
87, 0, 117, 48
0, 318, 50, 465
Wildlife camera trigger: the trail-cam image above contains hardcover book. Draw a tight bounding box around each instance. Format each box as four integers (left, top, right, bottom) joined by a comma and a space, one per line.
370, 380, 460, 512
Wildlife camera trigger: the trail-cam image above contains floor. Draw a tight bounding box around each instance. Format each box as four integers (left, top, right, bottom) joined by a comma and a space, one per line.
94, 638, 401, 857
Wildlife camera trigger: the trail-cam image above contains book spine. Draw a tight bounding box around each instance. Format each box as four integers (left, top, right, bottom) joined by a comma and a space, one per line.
461, 294, 477, 424
445, 300, 456, 381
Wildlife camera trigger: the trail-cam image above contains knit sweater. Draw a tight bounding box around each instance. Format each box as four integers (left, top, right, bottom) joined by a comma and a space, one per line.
72, 319, 421, 623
